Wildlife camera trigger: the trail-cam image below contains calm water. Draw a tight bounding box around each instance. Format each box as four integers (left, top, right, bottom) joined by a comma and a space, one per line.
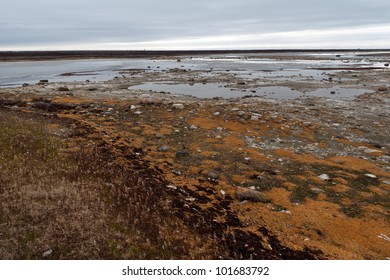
129, 82, 372, 100
0, 52, 382, 99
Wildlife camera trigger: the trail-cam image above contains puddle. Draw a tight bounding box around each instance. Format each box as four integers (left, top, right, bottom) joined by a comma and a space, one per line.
129, 82, 247, 99
304, 87, 373, 99
129, 83, 373, 100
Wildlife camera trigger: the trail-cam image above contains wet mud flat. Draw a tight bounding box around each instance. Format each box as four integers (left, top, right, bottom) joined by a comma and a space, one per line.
0, 51, 389, 259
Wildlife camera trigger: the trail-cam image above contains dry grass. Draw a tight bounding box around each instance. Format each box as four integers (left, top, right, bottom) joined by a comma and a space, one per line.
0, 108, 321, 260
0, 109, 190, 259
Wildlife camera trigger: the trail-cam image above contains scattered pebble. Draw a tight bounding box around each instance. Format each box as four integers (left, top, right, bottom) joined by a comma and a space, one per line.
42, 249, 53, 257
172, 103, 185, 110
158, 146, 169, 152
166, 185, 177, 190
176, 150, 189, 158
364, 174, 377, 179
207, 171, 219, 181
318, 174, 330, 181
378, 234, 390, 242
235, 187, 271, 203
310, 187, 325, 194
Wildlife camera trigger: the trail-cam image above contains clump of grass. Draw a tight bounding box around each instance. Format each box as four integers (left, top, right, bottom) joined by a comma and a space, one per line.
290, 185, 311, 204
349, 174, 380, 192
340, 204, 363, 218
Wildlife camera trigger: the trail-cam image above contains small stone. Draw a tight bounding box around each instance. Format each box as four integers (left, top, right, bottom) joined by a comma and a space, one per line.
58, 86, 69, 92
42, 249, 53, 257
365, 174, 377, 179
216, 127, 223, 131
190, 125, 198, 130
172, 103, 185, 110
364, 148, 381, 154
382, 181, 390, 186
310, 187, 325, 194
237, 111, 245, 116
158, 146, 169, 152
166, 185, 177, 190
176, 150, 189, 158
134, 111, 142, 115
250, 115, 259, 121
130, 105, 137, 110
318, 174, 330, 181
235, 187, 271, 203
22, 83, 29, 87
215, 135, 222, 139
378, 87, 387, 92
214, 112, 220, 116
207, 171, 219, 181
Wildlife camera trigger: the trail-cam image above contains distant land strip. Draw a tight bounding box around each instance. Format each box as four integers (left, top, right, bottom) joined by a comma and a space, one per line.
1, 49, 390, 61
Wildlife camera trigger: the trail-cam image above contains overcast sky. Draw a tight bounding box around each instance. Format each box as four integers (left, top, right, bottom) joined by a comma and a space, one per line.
1, 0, 390, 50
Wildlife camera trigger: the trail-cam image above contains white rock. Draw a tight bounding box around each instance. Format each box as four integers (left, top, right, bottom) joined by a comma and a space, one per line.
365, 174, 377, 179
364, 148, 381, 154
237, 111, 245, 116
190, 125, 198, 130
250, 115, 259, 121
172, 103, 185, 110
166, 185, 177, 190
318, 174, 330, 181
42, 249, 53, 257
214, 112, 220, 116
134, 111, 142, 115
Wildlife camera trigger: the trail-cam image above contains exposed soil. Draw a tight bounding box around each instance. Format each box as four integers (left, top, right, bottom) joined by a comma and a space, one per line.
0, 51, 389, 259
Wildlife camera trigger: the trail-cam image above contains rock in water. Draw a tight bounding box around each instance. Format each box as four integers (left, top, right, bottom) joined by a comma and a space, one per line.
235, 187, 271, 203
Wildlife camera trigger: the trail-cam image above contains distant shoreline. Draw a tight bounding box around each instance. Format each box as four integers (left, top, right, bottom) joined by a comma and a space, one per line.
1, 49, 390, 62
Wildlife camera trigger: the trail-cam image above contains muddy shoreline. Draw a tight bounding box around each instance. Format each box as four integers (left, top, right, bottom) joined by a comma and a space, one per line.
0, 52, 389, 259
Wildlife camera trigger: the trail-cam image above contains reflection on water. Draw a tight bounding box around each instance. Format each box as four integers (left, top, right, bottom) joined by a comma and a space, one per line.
0, 52, 382, 100
129, 82, 373, 100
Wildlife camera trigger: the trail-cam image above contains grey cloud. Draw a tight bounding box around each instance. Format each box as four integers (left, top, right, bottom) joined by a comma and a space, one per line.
1, 0, 389, 48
